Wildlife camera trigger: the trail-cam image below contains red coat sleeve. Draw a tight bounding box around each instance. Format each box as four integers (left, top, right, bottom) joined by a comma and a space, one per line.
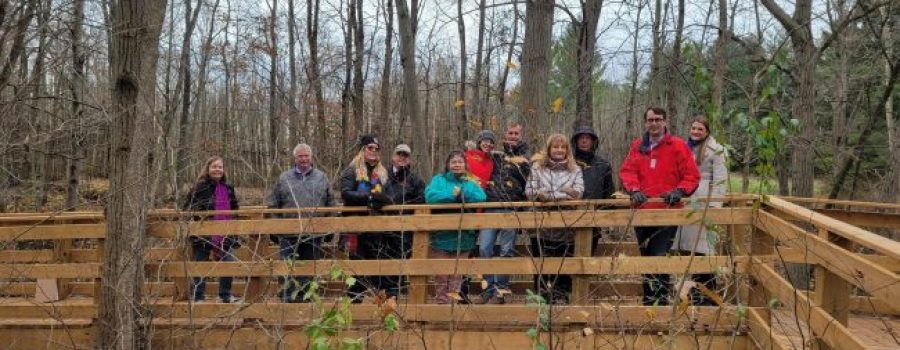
619, 141, 641, 192
676, 141, 701, 195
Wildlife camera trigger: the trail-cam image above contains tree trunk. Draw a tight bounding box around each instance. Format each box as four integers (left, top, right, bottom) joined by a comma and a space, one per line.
497, 0, 518, 108
472, 0, 487, 129
884, 5, 899, 202
376, 0, 394, 139
67, 0, 87, 210
520, 0, 554, 143
353, 0, 365, 135
100, 0, 167, 348
575, 0, 603, 129
710, 0, 727, 119
268, 0, 280, 176
288, 0, 301, 143
396, 0, 426, 175
665, 0, 685, 131
647, 0, 663, 105
342, 0, 354, 158
308, 0, 327, 162
625, 0, 643, 148
456, 0, 468, 138
175, 0, 202, 186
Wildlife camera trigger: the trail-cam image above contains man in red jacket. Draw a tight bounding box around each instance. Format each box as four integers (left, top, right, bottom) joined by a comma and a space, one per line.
620, 107, 700, 305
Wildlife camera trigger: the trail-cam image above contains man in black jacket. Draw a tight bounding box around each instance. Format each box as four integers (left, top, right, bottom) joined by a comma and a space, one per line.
571, 125, 614, 255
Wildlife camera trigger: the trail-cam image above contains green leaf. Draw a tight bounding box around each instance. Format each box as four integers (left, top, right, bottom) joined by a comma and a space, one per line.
768, 298, 781, 309
345, 276, 357, 287
384, 314, 398, 333
736, 303, 747, 321
526, 327, 539, 339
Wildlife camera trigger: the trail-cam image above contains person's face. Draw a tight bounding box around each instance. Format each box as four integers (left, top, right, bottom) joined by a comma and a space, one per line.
294, 149, 312, 168
550, 142, 568, 161
364, 144, 380, 162
448, 156, 467, 174
479, 139, 495, 153
689, 122, 709, 141
505, 126, 523, 147
392, 152, 410, 168
208, 159, 224, 181
576, 134, 594, 152
644, 110, 667, 137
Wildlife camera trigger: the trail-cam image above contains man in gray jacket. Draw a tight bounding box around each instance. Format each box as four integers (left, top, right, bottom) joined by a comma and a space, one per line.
269, 143, 335, 302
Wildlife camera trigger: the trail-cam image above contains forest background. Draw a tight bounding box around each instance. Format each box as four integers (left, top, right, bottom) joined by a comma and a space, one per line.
0, 0, 898, 212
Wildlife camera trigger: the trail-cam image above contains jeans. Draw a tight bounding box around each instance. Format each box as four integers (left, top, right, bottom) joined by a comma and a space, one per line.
191, 238, 235, 301
278, 235, 322, 302
635, 226, 677, 305
478, 208, 517, 296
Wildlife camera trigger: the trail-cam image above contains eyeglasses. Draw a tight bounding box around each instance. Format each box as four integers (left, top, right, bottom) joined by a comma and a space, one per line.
366, 145, 380, 151
646, 118, 665, 123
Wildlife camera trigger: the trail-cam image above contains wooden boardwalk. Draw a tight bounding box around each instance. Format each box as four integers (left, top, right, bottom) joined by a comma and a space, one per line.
0, 195, 897, 349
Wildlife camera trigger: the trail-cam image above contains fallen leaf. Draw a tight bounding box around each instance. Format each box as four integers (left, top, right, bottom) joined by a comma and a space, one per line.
582, 327, 594, 336
454, 100, 465, 109
507, 61, 518, 69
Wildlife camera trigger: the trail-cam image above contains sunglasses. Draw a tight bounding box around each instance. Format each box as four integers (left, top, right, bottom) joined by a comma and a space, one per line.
366, 145, 380, 151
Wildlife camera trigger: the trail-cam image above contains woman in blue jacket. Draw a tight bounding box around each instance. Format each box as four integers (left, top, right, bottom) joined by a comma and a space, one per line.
425, 150, 487, 303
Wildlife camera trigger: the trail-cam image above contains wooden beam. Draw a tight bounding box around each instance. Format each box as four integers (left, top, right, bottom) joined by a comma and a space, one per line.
748, 261, 867, 350
777, 247, 900, 272
0, 223, 105, 241
780, 196, 900, 211
148, 208, 754, 237
764, 196, 900, 260
813, 209, 900, 230
813, 228, 851, 350
746, 308, 790, 350
0, 327, 749, 350
408, 208, 430, 304
146, 256, 744, 278
755, 211, 900, 314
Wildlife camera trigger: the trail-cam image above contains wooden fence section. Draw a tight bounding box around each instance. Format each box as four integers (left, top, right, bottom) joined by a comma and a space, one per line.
0, 195, 898, 350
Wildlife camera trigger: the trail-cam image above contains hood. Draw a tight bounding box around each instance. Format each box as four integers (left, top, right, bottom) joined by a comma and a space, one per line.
571, 125, 599, 156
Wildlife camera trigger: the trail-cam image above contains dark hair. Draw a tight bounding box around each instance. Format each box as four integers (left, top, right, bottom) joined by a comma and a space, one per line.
691, 115, 710, 133
644, 107, 667, 120
443, 149, 467, 173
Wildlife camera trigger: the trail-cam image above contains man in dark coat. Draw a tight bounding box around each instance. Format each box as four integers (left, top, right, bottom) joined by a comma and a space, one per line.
571, 125, 615, 256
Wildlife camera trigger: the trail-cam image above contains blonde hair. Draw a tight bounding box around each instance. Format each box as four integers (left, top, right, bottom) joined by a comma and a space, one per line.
531, 133, 577, 171
197, 156, 226, 182
349, 148, 388, 182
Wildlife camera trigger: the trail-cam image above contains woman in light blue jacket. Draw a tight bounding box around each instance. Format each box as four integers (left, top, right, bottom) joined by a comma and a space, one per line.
425, 150, 486, 303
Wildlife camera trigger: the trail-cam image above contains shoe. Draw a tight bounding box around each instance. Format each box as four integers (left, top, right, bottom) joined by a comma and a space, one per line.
486, 295, 506, 304
220, 296, 242, 304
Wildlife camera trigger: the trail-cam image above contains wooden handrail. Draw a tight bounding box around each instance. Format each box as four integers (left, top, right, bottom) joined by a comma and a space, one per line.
763, 196, 900, 260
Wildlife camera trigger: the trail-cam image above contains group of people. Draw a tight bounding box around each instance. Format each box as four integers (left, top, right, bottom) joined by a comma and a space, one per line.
182, 107, 728, 306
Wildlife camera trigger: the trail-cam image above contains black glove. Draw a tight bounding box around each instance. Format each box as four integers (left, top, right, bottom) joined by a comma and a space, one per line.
629, 191, 648, 206
368, 192, 391, 210
662, 189, 685, 207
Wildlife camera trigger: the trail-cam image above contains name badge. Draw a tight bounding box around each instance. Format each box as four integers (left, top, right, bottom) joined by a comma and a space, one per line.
650, 159, 657, 169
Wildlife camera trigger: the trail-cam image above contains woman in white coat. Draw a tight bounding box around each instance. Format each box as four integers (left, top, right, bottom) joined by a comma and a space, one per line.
674, 116, 728, 305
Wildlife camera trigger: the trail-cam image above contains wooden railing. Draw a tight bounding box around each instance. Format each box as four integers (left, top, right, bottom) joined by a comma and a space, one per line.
0, 195, 897, 350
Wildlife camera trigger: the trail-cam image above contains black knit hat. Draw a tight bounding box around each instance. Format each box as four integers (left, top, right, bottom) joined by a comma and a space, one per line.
358, 134, 380, 148
476, 130, 496, 144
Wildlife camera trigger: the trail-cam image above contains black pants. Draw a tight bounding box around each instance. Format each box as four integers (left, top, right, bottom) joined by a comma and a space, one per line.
278, 235, 323, 302
635, 226, 677, 305
348, 232, 411, 300
674, 250, 719, 305
531, 237, 573, 303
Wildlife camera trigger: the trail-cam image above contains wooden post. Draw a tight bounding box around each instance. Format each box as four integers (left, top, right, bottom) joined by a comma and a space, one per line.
35, 220, 73, 302
244, 212, 270, 303
813, 227, 851, 350
408, 208, 430, 304
749, 211, 775, 320
729, 200, 752, 304
172, 220, 192, 302
571, 205, 593, 305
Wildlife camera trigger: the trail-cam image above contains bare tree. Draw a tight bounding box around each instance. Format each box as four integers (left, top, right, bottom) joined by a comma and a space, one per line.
520, 0, 554, 142
100, 0, 167, 348
396, 0, 426, 173
66, 0, 87, 211
456, 0, 469, 138
375, 0, 394, 139
573, 0, 603, 129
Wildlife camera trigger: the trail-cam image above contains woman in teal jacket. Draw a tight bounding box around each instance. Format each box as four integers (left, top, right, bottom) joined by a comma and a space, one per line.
425, 150, 487, 303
